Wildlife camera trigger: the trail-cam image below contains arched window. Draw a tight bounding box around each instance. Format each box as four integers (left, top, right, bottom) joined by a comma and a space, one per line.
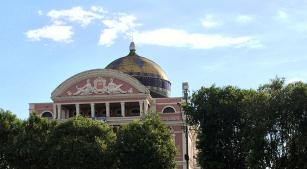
162, 106, 176, 113
41, 111, 53, 119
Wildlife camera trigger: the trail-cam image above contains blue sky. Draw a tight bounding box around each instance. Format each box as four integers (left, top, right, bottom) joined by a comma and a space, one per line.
1, 0, 307, 119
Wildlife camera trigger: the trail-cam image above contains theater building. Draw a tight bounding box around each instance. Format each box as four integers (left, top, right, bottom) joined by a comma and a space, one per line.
29, 42, 198, 169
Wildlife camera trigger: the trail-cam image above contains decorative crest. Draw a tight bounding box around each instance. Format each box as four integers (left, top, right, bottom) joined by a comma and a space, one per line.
66, 77, 133, 96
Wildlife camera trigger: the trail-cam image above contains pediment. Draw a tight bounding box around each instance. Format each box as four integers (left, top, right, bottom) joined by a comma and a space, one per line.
51, 69, 149, 100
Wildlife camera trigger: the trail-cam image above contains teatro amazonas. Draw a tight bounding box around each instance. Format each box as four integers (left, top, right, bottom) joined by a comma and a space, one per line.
29, 42, 198, 169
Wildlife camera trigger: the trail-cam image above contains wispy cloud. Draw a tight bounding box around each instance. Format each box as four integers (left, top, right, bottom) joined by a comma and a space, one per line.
27, 6, 261, 49
277, 10, 289, 20
201, 20, 219, 29
90, 6, 107, 13
26, 6, 137, 45
98, 14, 138, 46
134, 28, 260, 49
47, 6, 105, 27
236, 15, 253, 23
37, 10, 43, 16
27, 6, 106, 43
26, 25, 73, 43
275, 9, 307, 32
201, 15, 219, 29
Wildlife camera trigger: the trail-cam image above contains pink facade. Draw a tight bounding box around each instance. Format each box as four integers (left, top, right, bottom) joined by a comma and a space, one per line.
29, 44, 198, 169
30, 96, 187, 169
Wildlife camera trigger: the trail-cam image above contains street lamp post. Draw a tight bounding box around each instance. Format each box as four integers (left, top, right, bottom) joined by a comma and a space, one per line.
182, 82, 189, 169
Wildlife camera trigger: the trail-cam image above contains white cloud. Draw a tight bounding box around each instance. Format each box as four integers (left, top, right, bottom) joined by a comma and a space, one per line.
27, 6, 109, 43
27, 7, 261, 49
98, 14, 138, 46
201, 20, 219, 28
236, 15, 252, 23
201, 15, 219, 28
237, 39, 263, 49
275, 10, 307, 32
26, 25, 73, 43
91, 6, 107, 13
38, 10, 43, 16
277, 10, 289, 20
47, 6, 104, 26
134, 28, 259, 49
27, 6, 139, 44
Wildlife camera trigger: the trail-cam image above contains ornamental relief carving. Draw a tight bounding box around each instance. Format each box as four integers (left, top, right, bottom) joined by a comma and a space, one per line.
66, 77, 133, 96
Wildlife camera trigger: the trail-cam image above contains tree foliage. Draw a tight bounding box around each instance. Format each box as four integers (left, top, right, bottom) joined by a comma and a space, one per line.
115, 113, 177, 169
0, 109, 22, 169
184, 78, 307, 169
47, 116, 116, 169
0, 112, 177, 169
6, 113, 57, 169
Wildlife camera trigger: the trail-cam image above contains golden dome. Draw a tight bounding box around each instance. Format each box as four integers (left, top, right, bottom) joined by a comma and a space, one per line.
105, 42, 171, 98
105, 43, 168, 80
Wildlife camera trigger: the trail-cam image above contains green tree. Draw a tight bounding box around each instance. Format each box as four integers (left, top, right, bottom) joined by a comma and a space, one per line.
115, 113, 177, 169
259, 79, 307, 169
0, 109, 22, 169
47, 116, 116, 169
184, 78, 307, 169
239, 89, 271, 169
6, 113, 57, 169
184, 86, 248, 169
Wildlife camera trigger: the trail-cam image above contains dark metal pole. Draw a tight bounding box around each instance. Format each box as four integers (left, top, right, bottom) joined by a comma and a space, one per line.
184, 90, 189, 169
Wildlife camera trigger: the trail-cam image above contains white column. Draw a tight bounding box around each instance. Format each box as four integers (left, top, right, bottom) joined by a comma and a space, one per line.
76, 104, 80, 116
105, 102, 110, 117
91, 103, 95, 118
139, 101, 143, 115
121, 102, 125, 117
57, 104, 61, 119
53, 104, 57, 119
144, 100, 149, 114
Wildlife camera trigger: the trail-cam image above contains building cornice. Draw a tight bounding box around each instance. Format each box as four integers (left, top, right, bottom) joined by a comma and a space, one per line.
53, 93, 152, 103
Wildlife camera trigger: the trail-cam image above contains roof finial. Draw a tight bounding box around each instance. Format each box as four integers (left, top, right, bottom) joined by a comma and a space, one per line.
129, 41, 136, 51
128, 32, 136, 55
129, 32, 136, 52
